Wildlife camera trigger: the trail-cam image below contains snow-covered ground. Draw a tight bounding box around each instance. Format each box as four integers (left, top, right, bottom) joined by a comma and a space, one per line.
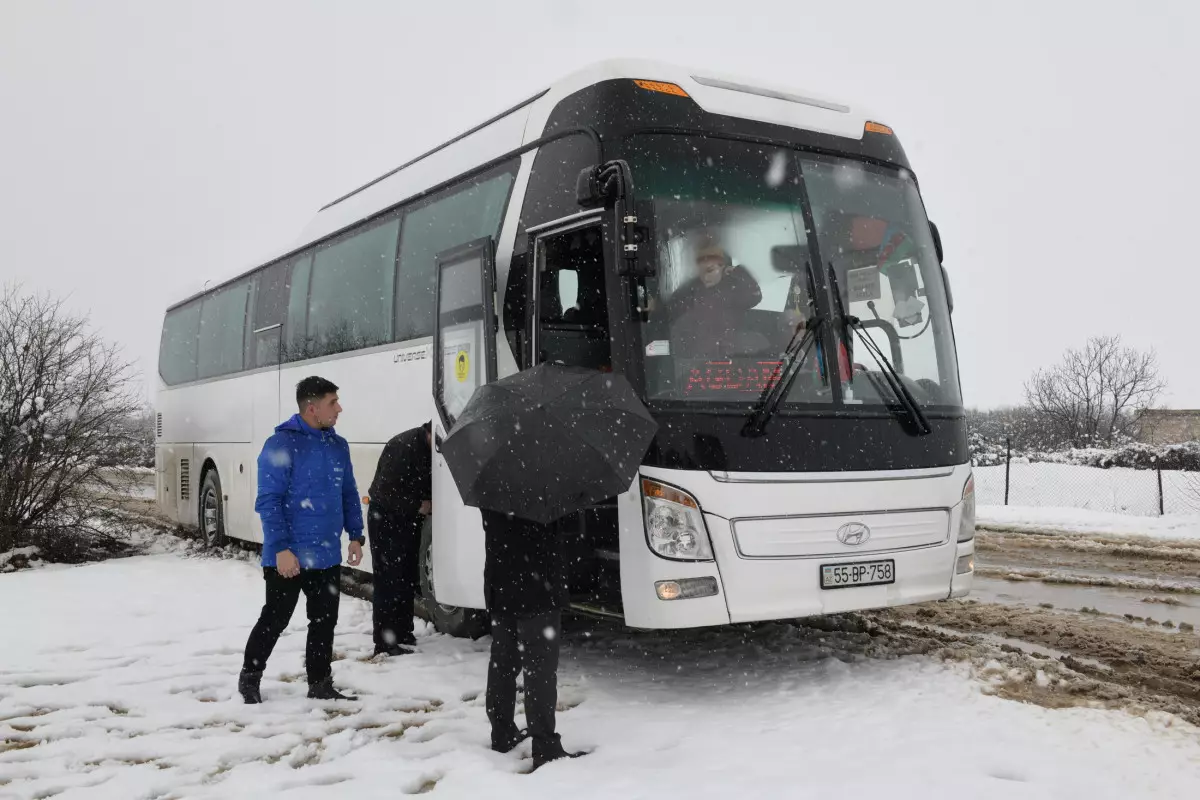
975, 462, 1200, 517
3, 555, 1200, 799
979, 505, 1200, 541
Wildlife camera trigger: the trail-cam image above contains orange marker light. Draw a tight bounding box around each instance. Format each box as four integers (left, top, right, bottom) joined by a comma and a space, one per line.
865, 121, 894, 135
362, 495, 370, 504
634, 79, 689, 98
641, 479, 699, 509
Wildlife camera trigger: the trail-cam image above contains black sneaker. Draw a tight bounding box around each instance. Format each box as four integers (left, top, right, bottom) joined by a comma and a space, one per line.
307, 677, 358, 701
238, 670, 262, 704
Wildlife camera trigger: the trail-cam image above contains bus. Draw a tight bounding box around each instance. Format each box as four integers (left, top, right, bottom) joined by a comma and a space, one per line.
155, 59, 974, 637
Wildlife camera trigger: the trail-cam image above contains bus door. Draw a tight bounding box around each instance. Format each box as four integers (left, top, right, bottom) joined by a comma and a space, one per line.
527, 218, 619, 607
429, 237, 498, 609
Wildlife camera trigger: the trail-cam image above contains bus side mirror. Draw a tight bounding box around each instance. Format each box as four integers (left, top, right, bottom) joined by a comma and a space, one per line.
929, 220, 944, 264
576, 165, 606, 208
942, 265, 954, 315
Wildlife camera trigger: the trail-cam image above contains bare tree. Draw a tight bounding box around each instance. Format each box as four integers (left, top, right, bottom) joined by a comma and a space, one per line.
0, 285, 144, 559
1024, 335, 1166, 448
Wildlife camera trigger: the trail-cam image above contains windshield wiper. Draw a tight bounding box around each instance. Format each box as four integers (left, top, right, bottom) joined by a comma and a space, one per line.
742, 262, 823, 438
827, 263, 932, 436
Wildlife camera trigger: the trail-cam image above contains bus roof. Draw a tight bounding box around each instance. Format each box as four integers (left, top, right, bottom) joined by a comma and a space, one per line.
168, 59, 880, 310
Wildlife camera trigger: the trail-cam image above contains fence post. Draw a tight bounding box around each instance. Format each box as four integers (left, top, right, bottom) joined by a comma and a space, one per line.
1004, 435, 1011, 506
1157, 466, 1164, 516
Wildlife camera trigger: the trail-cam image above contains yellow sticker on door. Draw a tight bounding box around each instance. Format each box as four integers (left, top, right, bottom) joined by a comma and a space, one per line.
454, 350, 470, 382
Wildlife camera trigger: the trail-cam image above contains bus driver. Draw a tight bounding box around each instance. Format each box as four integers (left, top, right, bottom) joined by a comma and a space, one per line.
660, 235, 763, 359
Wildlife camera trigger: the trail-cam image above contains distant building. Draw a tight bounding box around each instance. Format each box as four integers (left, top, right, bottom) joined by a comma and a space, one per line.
1138, 409, 1200, 445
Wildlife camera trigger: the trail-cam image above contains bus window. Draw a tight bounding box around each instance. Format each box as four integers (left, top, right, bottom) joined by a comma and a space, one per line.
396, 166, 517, 341
535, 225, 610, 370
283, 253, 312, 362
197, 279, 251, 380
803, 157, 960, 406
159, 302, 201, 385
247, 261, 291, 368
306, 215, 400, 358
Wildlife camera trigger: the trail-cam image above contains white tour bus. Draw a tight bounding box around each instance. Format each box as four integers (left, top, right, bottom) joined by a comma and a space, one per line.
155, 59, 974, 637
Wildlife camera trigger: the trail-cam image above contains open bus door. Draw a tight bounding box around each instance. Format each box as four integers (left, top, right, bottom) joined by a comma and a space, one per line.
428, 238, 497, 627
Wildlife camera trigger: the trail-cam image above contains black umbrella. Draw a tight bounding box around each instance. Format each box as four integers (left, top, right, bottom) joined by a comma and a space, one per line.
440, 364, 658, 525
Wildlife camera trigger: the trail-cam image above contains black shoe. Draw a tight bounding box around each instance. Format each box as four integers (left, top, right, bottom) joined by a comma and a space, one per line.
395, 633, 418, 648
307, 677, 358, 701
491, 727, 529, 754
373, 644, 414, 658
532, 741, 586, 770
238, 670, 262, 704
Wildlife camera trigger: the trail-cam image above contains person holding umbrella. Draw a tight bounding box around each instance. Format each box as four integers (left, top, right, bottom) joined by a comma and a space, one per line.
481, 507, 579, 768
439, 363, 658, 770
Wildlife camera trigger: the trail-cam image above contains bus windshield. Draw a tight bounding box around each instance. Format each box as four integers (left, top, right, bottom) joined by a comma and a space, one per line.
627, 133, 961, 411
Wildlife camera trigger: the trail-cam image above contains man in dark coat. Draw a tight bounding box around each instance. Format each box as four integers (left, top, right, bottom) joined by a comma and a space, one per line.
481, 509, 584, 770
663, 235, 763, 358
366, 421, 432, 656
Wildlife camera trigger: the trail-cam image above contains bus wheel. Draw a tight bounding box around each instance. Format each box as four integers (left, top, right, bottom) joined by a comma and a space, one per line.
199, 469, 227, 549
417, 518, 488, 639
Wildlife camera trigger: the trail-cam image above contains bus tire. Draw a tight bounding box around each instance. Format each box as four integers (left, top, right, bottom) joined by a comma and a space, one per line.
199, 469, 228, 549
418, 517, 488, 640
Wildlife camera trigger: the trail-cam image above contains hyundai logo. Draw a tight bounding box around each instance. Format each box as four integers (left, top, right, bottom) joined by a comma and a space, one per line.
836, 522, 871, 546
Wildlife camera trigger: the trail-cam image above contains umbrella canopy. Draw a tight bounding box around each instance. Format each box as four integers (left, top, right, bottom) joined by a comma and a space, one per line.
441, 364, 658, 525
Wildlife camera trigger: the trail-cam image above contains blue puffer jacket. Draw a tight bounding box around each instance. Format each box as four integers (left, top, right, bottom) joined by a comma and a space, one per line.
255, 414, 364, 570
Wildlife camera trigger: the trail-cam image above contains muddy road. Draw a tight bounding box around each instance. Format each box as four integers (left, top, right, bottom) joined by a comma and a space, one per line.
864, 526, 1200, 727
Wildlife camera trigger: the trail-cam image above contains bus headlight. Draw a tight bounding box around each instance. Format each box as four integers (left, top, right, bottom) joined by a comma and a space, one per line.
641, 478, 714, 561
958, 473, 976, 543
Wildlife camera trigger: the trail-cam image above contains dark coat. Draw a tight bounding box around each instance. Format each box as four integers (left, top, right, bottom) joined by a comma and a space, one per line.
481, 510, 566, 618
367, 426, 431, 520
665, 265, 763, 358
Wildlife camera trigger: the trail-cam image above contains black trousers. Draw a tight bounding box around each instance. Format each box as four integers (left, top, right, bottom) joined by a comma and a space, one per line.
487, 611, 562, 756
368, 509, 422, 652
242, 566, 340, 684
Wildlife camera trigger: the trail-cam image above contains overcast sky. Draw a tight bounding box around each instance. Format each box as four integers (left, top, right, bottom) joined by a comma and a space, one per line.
2, 0, 1198, 409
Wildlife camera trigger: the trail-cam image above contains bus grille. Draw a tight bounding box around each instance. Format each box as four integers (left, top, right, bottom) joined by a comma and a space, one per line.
179, 459, 190, 501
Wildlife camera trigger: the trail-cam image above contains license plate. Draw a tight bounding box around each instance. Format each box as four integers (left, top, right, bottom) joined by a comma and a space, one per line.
820, 559, 895, 590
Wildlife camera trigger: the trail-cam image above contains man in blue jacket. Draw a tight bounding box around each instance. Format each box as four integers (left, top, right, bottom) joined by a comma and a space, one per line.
239, 376, 365, 704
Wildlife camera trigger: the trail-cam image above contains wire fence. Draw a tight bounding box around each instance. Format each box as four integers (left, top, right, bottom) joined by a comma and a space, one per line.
974, 442, 1200, 517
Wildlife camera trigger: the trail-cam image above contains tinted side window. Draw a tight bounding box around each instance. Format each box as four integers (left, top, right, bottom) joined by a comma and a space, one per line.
197, 280, 250, 379
517, 135, 596, 251
254, 261, 291, 328
395, 165, 517, 340
283, 253, 313, 362
248, 261, 291, 368
159, 302, 201, 385
306, 216, 400, 357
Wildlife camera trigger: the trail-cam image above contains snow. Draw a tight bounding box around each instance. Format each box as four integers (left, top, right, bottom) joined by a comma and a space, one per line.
979, 505, 1200, 541
996, 461, 1200, 516
0, 546, 40, 572
2, 556, 1199, 798
974, 462, 1200, 517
